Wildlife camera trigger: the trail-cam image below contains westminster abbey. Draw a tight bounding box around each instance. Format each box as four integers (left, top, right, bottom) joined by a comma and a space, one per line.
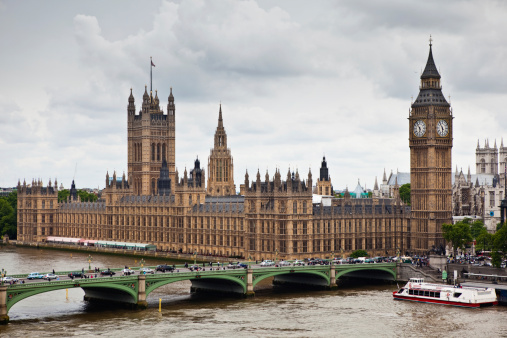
16, 42, 452, 259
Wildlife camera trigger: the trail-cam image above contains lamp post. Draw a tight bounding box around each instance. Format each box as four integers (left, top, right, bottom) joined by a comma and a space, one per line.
140, 258, 145, 268
275, 249, 278, 264
193, 251, 197, 266
87, 255, 93, 271
1, 268, 4, 286
248, 255, 252, 268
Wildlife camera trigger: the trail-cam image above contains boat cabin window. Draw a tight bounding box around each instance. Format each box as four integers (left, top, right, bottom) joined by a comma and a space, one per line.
453, 293, 462, 298
409, 278, 424, 284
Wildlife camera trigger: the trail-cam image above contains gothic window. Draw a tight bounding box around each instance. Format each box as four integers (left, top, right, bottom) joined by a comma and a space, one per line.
42, 201, 45, 209
491, 158, 495, 174
481, 159, 486, 173
490, 191, 495, 207
162, 143, 166, 161
151, 144, 155, 161
157, 143, 161, 161
293, 202, 297, 214
303, 201, 307, 213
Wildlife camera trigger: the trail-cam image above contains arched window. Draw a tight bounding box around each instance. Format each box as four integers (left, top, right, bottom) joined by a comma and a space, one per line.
293, 202, 297, 214
157, 143, 161, 161
162, 143, 166, 161
151, 144, 155, 161
491, 158, 496, 174
481, 159, 486, 173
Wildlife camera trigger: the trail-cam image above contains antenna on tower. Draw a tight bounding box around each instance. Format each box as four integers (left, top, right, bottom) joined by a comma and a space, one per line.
73, 163, 78, 181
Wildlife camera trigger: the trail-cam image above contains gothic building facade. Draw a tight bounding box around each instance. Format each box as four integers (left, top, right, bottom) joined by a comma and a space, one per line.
16, 42, 450, 258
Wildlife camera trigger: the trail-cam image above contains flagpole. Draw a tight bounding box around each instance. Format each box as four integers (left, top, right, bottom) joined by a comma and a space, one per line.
150, 56, 152, 94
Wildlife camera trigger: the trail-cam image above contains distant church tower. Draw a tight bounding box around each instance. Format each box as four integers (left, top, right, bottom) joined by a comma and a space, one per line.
316, 156, 333, 196
409, 39, 453, 253
207, 104, 235, 196
127, 86, 176, 195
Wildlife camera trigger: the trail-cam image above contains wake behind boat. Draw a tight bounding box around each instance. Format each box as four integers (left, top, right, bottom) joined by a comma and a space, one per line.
393, 278, 497, 308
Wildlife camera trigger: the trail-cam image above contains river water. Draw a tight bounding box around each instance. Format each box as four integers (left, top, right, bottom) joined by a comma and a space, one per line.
1, 245, 507, 337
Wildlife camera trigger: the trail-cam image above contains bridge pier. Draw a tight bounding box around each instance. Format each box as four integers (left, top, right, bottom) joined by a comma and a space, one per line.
0, 285, 8, 324
137, 274, 148, 309
246, 268, 255, 297
329, 265, 338, 290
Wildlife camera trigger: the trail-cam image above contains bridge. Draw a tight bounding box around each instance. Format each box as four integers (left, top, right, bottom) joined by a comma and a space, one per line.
0, 262, 396, 324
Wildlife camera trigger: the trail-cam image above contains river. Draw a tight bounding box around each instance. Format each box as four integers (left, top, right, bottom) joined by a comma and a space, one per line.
1, 245, 506, 337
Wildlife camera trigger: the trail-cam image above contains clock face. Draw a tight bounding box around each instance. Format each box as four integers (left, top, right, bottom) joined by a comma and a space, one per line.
437, 119, 449, 137
413, 120, 426, 137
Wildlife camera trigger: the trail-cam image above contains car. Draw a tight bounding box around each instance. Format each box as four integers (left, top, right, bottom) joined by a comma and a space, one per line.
100, 269, 116, 276
27, 272, 45, 280
156, 264, 174, 272
237, 262, 248, 268
44, 273, 58, 281
293, 260, 304, 266
227, 262, 240, 269
1, 276, 19, 283
122, 268, 135, 275
260, 260, 275, 266
68, 272, 83, 278
139, 267, 154, 274
278, 260, 291, 266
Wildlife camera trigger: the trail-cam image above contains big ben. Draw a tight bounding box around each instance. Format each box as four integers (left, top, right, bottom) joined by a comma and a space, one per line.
409, 39, 453, 254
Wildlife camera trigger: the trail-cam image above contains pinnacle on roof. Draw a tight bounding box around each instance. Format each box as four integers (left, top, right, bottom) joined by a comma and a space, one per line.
168, 87, 174, 101
128, 88, 135, 103
374, 176, 379, 190
383, 168, 387, 182
218, 103, 223, 127
421, 38, 441, 79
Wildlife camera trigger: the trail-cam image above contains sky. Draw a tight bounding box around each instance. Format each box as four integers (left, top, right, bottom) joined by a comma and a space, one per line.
1, 0, 507, 192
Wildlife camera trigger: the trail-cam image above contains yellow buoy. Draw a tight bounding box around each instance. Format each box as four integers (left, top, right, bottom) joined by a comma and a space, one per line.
66, 289, 68, 300
159, 298, 162, 312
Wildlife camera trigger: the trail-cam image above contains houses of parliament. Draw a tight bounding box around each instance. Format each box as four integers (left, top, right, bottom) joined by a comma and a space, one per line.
16, 42, 453, 260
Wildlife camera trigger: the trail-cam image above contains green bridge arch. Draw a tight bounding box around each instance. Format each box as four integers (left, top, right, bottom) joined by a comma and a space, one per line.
252, 269, 330, 288
145, 273, 248, 297
5, 278, 139, 313
335, 265, 396, 280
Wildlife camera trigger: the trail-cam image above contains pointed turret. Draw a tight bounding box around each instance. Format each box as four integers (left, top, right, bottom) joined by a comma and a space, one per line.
477, 139, 480, 149
411, 39, 449, 108
383, 168, 387, 184
244, 170, 249, 189
374, 176, 379, 190
467, 166, 471, 183
167, 87, 175, 116
421, 40, 441, 79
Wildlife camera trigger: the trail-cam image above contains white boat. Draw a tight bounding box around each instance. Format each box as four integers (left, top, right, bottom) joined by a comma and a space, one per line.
393, 278, 497, 308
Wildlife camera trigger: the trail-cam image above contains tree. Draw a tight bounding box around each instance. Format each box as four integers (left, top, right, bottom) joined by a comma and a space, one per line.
350, 249, 369, 258
399, 183, 410, 205
0, 192, 17, 239
442, 221, 472, 257
469, 219, 487, 239
58, 189, 70, 203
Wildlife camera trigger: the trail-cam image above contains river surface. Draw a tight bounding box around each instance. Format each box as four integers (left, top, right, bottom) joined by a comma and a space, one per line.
1, 245, 507, 337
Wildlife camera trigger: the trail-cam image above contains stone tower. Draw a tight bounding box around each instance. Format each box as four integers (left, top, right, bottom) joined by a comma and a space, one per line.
207, 104, 235, 196
127, 86, 176, 195
409, 40, 453, 253
476, 139, 498, 175
316, 156, 333, 196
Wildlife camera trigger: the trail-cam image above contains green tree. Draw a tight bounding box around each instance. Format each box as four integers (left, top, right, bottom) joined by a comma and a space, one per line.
350, 249, 369, 258
476, 231, 493, 252
0, 191, 17, 239
399, 183, 410, 205
442, 221, 472, 257
58, 189, 70, 203
469, 219, 487, 239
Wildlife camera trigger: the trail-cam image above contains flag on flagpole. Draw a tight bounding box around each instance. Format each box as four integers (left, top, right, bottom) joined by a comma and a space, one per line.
151, 60, 156, 67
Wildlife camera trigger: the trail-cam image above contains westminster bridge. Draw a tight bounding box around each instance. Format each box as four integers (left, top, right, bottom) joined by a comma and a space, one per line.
0, 262, 397, 324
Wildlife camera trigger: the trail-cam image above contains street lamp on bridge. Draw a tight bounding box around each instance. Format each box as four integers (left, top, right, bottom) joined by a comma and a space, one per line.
193, 251, 198, 266
140, 258, 145, 268
275, 249, 278, 263
87, 255, 93, 271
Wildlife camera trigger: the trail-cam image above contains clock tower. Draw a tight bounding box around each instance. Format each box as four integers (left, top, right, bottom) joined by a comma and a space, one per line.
409, 39, 453, 254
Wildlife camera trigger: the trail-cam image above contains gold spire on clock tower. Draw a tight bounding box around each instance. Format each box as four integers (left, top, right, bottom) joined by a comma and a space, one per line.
409, 38, 453, 253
